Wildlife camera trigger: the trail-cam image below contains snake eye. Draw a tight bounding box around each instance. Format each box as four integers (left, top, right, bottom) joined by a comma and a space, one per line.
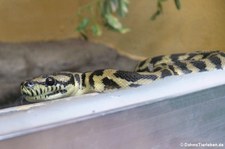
45, 77, 55, 86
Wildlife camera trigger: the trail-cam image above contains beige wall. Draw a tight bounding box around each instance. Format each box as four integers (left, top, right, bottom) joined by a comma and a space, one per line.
0, 0, 225, 57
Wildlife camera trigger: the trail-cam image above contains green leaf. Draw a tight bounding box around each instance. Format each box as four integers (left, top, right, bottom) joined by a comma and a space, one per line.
174, 0, 181, 10
117, 0, 129, 17
150, 0, 165, 20
110, 0, 118, 12
102, 0, 112, 16
104, 14, 122, 30
92, 24, 102, 36
76, 18, 90, 32
118, 27, 130, 34
104, 14, 129, 33
151, 10, 161, 20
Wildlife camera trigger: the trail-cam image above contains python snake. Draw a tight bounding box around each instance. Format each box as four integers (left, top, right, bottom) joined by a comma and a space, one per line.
20, 51, 225, 102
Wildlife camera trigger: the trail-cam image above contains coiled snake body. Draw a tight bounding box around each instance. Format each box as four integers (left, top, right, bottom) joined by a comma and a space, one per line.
21, 51, 225, 102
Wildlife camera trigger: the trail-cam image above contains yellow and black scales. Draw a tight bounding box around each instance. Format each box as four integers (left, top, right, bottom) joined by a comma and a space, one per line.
20, 51, 225, 102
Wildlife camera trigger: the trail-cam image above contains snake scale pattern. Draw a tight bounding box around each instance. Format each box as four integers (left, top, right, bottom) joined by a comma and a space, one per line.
20, 51, 225, 102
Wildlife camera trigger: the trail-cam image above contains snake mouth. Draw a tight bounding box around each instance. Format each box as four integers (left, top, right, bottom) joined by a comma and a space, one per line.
21, 88, 67, 102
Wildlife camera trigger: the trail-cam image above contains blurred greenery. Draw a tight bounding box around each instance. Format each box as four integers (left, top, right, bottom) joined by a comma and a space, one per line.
76, 0, 180, 39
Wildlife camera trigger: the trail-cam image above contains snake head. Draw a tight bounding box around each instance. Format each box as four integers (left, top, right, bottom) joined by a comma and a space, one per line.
20, 72, 77, 102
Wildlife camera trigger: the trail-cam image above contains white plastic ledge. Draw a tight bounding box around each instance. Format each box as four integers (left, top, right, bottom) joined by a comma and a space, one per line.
0, 69, 225, 140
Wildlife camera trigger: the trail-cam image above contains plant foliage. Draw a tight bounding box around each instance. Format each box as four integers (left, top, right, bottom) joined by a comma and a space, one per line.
76, 0, 181, 39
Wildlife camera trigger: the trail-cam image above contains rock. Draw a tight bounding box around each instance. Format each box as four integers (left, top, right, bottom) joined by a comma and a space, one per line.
0, 39, 138, 108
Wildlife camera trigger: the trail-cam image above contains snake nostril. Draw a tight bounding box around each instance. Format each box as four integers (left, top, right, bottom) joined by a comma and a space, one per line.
24, 81, 35, 88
